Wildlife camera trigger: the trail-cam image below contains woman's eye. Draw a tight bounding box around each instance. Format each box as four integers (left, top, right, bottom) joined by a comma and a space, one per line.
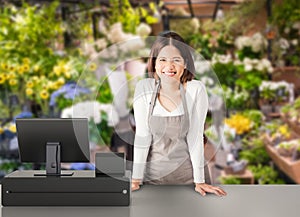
159, 59, 166, 62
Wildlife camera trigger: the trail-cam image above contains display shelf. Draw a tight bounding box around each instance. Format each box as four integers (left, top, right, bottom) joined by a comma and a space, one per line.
265, 144, 300, 184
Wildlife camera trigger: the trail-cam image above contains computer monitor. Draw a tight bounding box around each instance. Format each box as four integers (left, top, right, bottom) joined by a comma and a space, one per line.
16, 118, 90, 176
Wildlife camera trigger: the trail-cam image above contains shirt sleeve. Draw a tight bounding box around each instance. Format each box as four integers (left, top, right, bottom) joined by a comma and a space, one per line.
187, 82, 208, 184
132, 80, 152, 180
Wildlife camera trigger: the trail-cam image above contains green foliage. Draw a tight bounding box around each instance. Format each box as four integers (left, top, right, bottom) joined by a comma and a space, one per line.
97, 77, 113, 103
203, 0, 267, 38
270, 0, 300, 34
185, 33, 213, 60
270, 0, 300, 65
0, 1, 63, 62
219, 176, 242, 184
240, 137, 270, 165
97, 112, 113, 146
213, 62, 237, 88
243, 110, 264, 130
0, 160, 19, 174
248, 164, 285, 184
108, 0, 158, 34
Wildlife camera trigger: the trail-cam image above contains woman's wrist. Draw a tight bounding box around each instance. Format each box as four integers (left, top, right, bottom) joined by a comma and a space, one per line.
132, 178, 142, 185
195, 182, 205, 186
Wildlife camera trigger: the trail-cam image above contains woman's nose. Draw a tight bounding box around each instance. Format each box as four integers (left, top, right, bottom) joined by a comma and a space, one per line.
165, 60, 175, 68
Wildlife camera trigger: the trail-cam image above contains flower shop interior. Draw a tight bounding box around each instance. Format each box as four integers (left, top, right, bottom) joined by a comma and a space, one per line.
0, 0, 300, 185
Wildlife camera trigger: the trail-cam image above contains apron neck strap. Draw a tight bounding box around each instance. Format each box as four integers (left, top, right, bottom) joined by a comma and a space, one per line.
148, 80, 189, 120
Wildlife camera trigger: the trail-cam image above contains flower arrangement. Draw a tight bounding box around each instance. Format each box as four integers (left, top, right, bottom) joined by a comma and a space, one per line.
107, 0, 158, 34
259, 81, 290, 103
276, 140, 300, 158
225, 113, 252, 135
211, 53, 237, 88
270, 0, 300, 66
0, 2, 98, 117
263, 121, 292, 146
82, 21, 151, 63
61, 101, 119, 145
235, 32, 268, 59
49, 82, 91, 111
223, 86, 250, 111
280, 97, 300, 123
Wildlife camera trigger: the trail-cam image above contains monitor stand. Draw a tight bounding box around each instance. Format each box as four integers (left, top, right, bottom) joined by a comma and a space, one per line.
34, 142, 73, 177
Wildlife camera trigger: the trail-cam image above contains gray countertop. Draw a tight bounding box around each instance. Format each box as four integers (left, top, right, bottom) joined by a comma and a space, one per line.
1, 185, 300, 217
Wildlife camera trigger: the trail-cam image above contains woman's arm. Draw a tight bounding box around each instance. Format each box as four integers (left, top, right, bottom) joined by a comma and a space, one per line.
132, 80, 152, 185
186, 82, 208, 184
187, 81, 226, 196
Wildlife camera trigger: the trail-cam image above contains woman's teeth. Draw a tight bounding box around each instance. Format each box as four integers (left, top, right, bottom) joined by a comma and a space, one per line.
164, 71, 176, 76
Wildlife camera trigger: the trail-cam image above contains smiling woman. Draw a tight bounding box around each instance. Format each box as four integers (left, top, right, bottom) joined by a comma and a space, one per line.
131, 31, 226, 197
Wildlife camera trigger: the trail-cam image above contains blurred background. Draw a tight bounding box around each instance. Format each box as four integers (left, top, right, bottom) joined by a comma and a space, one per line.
0, 0, 300, 185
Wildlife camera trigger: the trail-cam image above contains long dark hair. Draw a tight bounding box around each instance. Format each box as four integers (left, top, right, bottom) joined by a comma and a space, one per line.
147, 31, 195, 83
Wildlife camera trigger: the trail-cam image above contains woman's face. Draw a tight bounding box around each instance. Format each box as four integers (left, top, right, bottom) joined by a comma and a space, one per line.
155, 45, 186, 84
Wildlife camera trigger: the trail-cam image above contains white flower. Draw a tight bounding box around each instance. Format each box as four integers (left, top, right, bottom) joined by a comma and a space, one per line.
136, 23, 152, 37
284, 27, 290, 34
268, 67, 274, 73
99, 104, 120, 127
95, 38, 108, 51
251, 32, 266, 52
191, 17, 200, 32
244, 64, 253, 72
279, 38, 290, 50
201, 76, 214, 86
195, 60, 211, 74
291, 39, 298, 46
119, 36, 145, 53
60, 101, 119, 126
292, 22, 300, 30
255, 63, 264, 71
107, 23, 134, 44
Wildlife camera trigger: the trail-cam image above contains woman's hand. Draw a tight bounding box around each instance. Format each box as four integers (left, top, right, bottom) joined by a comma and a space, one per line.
132, 179, 142, 191
195, 183, 227, 197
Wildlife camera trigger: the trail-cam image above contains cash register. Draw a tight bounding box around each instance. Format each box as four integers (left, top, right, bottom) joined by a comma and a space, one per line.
1, 118, 131, 206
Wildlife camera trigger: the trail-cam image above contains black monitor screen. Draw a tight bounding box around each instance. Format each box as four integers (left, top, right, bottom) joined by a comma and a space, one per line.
16, 118, 90, 163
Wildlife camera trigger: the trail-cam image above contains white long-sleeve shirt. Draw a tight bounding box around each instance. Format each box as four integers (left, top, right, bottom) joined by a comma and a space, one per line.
132, 78, 208, 183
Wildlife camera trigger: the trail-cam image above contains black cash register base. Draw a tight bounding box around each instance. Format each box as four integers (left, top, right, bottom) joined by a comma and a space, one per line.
1, 170, 131, 206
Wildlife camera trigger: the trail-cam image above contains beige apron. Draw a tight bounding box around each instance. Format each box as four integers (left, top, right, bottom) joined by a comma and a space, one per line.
144, 80, 209, 184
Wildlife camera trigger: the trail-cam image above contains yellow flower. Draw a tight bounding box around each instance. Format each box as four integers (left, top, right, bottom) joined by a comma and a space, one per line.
64, 71, 71, 79
51, 82, 59, 90
26, 88, 33, 96
8, 72, 16, 79
23, 64, 30, 72
0, 74, 6, 84
18, 66, 24, 74
89, 63, 97, 71
8, 124, 16, 133
26, 81, 34, 88
57, 77, 65, 85
1, 63, 8, 70
9, 79, 18, 86
278, 125, 291, 138
33, 65, 40, 72
225, 114, 252, 135
22, 58, 30, 65
53, 66, 61, 76
40, 90, 49, 100
32, 76, 39, 82
9, 65, 15, 71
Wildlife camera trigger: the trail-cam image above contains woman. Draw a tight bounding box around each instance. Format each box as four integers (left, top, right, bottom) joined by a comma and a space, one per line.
132, 31, 226, 196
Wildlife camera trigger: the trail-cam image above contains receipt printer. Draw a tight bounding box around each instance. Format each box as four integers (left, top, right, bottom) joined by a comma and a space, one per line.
95, 152, 126, 177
